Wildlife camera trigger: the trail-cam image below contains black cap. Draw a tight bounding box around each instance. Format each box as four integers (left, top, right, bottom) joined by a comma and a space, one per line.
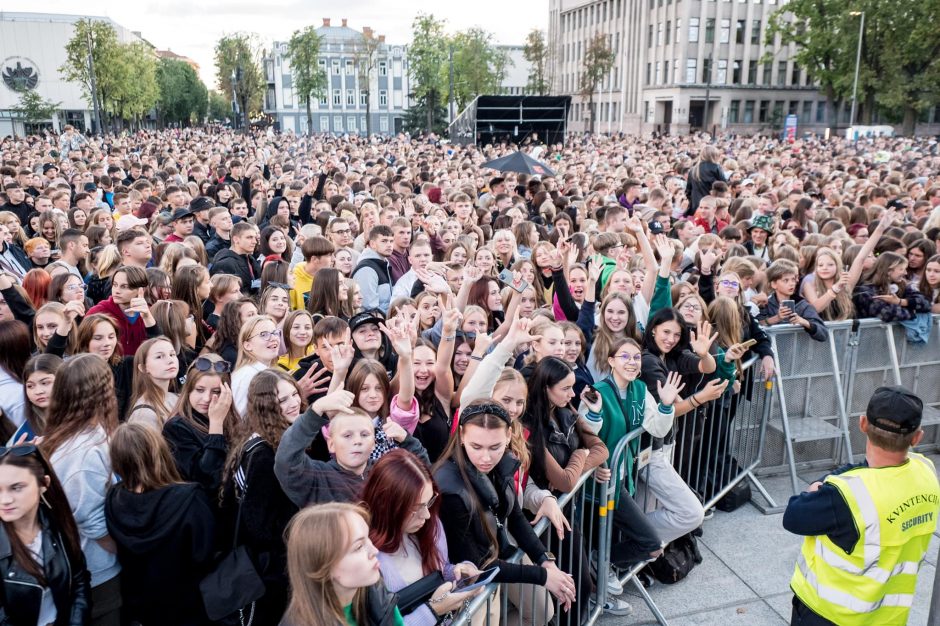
649, 221, 665, 235
42, 163, 58, 174
866, 386, 923, 434
189, 196, 215, 213
83, 182, 97, 193
349, 309, 385, 332
169, 207, 194, 222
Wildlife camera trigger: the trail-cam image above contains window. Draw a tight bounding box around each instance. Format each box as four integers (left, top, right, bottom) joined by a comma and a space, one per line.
319, 117, 330, 132
778, 60, 788, 85
705, 18, 715, 43
763, 63, 772, 84
788, 100, 798, 115
716, 59, 728, 83
379, 90, 388, 106
773, 100, 784, 122
747, 61, 757, 84
736, 20, 746, 44
675, 19, 681, 43
686, 58, 698, 82
646, 62, 652, 84
345, 60, 354, 75
347, 116, 357, 132
657, 23, 663, 46
729, 100, 740, 123
703, 57, 712, 83
378, 61, 387, 76
791, 64, 801, 85
664, 61, 669, 83
332, 89, 341, 105
360, 90, 368, 106
816, 101, 826, 123
720, 19, 731, 43
319, 92, 328, 106
751, 20, 761, 44
333, 115, 343, 131
332, 59, 340, 75
759, 100, 769, 122
689, 17, 700, 43
655, 62, 662, 85
665, 21, 671, 45
380, 116, 389, 132
802, 100, 813, 121
648, 24, 654, 47
744, 100, 755, 123
732, 60, 742, 84
318, 59, 327, 73
346, 89, 355, 106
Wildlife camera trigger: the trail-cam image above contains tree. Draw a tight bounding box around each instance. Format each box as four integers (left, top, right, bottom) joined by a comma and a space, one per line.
403, 94, 447, 136
408, 14, 449, 134
208, 90, 234, 123
111, 42, 159, 130
60, 18, 121, 131
10, 90, 61, 128
579, 33, 615, 134
523, 29, 551, 95
354, 32, 382, 136
285, 26, 328, 135
449, 27, 511, 111
214, 33, 264, 131
156, 58, 208, 126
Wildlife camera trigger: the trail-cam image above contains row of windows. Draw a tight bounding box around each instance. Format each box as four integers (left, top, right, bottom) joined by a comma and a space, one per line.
320, 59, 389, 76
324, 89, 390, 107
559, 0, 779, 33
562, 33, 619, 65
646, 58, 804, 86
726, 99, 823, 124
572, 101, 620, 123
680, 17, 761, 45
316, 115, 391, 133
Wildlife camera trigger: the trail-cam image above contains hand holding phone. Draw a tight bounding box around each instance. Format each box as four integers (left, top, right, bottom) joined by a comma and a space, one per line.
453, 566, 500, 593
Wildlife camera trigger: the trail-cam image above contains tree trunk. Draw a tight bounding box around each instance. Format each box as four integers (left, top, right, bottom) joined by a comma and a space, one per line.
241, 95, 250, 133
306, 98, 312, 136
902, 106, 918, 137
587, 91, 595, 134
366, 91, 372, 136
426, 90, 434, 135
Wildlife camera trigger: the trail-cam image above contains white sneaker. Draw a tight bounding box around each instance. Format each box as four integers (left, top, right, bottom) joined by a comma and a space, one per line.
595, 597, 633, 616
606, 567, 624, 596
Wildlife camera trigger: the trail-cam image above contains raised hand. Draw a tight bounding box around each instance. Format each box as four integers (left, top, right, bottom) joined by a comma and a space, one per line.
579, 388, 602, 413
382, 419, 407, 443
63, 299, 85, 324
415, 267, 451, 295
441, 307, 462, 336
700, 248, 721, 273
462, 264, 483, 285
654, 234, 675, 263
656, 371, 686, 406
723, 342, 749, 363
698, 378, 729, 403
689, 320, 718, 356
297, 362, 332, 398
587, 255, 603, 284
312, 389, 355, 417
625, 215, 644, 234
503, 309, 542, 348
380, 317, 413, 358
207, 383, 233, 429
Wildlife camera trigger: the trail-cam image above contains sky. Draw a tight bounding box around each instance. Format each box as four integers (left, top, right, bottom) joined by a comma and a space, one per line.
5, 1, 547, 87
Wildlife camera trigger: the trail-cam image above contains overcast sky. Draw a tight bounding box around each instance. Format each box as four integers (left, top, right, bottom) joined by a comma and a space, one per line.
6, 1, 546, 86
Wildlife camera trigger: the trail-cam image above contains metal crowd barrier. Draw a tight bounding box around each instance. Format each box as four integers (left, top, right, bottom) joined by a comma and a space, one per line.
450, 466, 609, 626
758, 315, 940, 504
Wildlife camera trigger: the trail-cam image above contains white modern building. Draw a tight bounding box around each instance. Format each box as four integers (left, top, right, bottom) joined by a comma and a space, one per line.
497, 46, 531, 96
548, 0, 843, 135
0, 12, 146, 137
263, 18, 410, 136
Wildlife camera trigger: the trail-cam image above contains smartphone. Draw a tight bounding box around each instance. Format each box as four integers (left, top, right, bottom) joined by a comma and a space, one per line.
781, 299, 796, 312
583, 388, 599, 404
454, 566, 500, 593
498, 269, 529, 294
740, 338, 757, 350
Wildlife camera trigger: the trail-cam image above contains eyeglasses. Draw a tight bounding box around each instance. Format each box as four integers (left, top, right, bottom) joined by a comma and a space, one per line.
191, 357, 231, 374
331, 228, 351, 235
411, 493, 438, 517
65, 283, 87, 292
250, 329, 282, 342
616, 353, 643, 363
0, 445, 38, 458
719, 279, 740, 290
681, 302, 703, 312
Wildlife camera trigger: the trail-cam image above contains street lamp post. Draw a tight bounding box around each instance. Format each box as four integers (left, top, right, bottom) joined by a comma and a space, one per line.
849, 11, 865, 129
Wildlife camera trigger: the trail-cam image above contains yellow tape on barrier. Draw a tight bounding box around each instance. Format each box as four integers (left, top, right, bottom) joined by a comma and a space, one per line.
599, 505, 607, 517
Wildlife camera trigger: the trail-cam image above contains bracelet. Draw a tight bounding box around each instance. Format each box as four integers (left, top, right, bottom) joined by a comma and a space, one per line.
470, 355, 483, 362
443, 334, 456, 342
429, 591, 450, 604
689, 395, 699, 408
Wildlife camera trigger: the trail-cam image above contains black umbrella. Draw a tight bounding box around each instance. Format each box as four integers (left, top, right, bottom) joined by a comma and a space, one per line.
481, 151, 556, 177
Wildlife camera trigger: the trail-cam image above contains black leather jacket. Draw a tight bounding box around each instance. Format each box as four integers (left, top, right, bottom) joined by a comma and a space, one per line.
0, 509, 91, 626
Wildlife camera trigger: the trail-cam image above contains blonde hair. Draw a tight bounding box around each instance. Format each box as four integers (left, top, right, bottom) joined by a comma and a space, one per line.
235, 315, 278, 369
283, 503, 371, 626
810, 247, 854, 321
708, 296, 743, 373
493, 368, 531, 472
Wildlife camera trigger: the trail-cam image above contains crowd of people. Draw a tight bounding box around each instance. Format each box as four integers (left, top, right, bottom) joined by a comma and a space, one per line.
0, 124, 937, 626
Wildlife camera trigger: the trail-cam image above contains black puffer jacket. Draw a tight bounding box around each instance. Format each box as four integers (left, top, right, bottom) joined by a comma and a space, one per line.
210, 248, 261, 295
0, 509, 91, 626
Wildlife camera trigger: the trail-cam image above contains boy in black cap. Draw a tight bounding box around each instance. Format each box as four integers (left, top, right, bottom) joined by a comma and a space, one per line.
783, 386, 940, 625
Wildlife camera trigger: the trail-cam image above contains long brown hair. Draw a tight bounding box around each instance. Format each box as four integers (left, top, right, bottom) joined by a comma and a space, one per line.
308, 267, 346, 319
41, 354, 118, 456
130, 337, 178, 427
75, 314, 123, 366
0, 320, 31, 383
592, 293, 639, 377
22, 354, 62, 435
175, 354, 239, 440
346, 359, 390, 419
0, 448, 83, 585
110, 423, 184, 492
283, 503, 371, 626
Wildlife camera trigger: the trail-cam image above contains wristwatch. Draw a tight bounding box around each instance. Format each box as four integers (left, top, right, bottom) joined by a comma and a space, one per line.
537, 551, 556, 566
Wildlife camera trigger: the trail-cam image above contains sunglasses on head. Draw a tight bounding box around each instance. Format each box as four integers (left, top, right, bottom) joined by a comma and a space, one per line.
0, 445, 38, 458
266, 282, 290, 291
190, 357, 231, 374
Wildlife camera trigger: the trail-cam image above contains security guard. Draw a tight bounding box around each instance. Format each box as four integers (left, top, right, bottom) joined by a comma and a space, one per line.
783, 386, 940, 625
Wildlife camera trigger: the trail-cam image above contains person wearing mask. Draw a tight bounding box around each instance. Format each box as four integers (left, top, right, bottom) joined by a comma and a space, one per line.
105, 423, 216, 626
784, 387, 940, 626
0, 444, 91, 625
353, 225, 394, 313
41, 355, 122, 626
211, 222, 262, 295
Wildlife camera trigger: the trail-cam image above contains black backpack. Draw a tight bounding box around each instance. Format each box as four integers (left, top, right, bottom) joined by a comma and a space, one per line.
645, 531, 703, 584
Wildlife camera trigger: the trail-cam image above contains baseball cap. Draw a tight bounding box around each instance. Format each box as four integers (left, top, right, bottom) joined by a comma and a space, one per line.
116, 214, 148, 232
866, 386, 923, 434
42, 163, 59, 174
349, 309, 385, 333
189, 196, 215, 213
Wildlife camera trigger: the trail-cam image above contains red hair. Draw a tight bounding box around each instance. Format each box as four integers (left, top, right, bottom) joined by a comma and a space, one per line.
361, 449, 443, 575
22, 269, 50, 309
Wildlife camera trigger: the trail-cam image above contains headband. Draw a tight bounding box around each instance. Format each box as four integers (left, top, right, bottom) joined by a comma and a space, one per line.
459, 403, 511, 427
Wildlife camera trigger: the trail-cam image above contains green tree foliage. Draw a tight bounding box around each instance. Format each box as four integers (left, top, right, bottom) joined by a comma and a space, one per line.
403, 94, 447, 136
214, 33, 265, 131
208, 90, 234, 123
408, 13, 449, 134
523, 29, 551, 95
285, 26, 328, 135
448, 27, 511, 110
111, 42, 159, 128
11, 90, 61, 126
354, 32, 382, 136
156, 58, 208, 126
579, 33, 614, 134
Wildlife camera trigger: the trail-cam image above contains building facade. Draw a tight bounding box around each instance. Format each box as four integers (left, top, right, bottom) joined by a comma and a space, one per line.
263, 18, 409, 136
497, 46, 532, 96
0, 12, 146, 137
549, 0, 843, 135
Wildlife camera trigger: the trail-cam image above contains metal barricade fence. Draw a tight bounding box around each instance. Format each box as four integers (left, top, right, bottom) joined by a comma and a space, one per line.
450, 466, 610, 626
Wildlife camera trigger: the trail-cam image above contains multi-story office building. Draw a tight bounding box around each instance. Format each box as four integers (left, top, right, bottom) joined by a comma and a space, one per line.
497, 46, 532, 96
549, 0, 840, 135
263, 18, 409, 135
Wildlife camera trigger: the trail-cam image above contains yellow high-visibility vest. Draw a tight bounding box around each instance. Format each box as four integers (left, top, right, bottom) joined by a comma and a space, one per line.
790, 452, 940, 625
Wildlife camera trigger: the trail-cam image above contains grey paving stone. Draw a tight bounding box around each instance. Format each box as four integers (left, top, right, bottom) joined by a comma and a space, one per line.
666, 600, 787, 626
762, 592, 794, 622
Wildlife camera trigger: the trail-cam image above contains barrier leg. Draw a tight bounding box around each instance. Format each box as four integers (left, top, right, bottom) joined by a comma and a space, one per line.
770, 334, 801, 495
828, 330, 854, 464
627, 575, 670, 625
